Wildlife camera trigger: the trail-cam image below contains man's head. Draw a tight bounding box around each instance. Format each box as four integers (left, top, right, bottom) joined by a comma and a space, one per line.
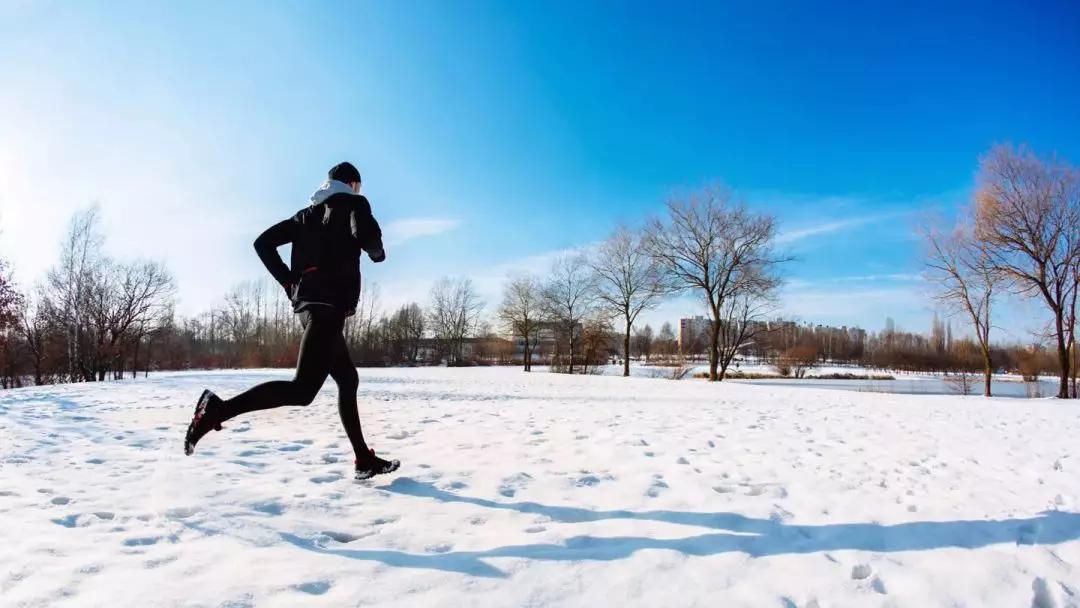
329, 161, 362, 194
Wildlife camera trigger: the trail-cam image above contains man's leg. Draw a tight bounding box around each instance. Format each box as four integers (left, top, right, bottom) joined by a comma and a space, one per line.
327, 331, 370, 459
216, 309, 342, 423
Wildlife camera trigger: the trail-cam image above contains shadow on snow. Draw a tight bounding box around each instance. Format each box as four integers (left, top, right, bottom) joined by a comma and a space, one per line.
279, 478, 1080, 578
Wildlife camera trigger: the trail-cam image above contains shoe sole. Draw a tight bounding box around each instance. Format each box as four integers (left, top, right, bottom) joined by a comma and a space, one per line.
355, 460, 401, 481
184, 390, 213, 456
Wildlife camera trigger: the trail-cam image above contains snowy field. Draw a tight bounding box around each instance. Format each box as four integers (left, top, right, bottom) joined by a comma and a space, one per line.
2, 368, 1079, 607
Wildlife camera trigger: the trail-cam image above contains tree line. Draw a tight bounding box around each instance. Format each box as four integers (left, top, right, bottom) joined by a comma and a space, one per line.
0, 144, 1075, 397
922, 145, 1079, 398
498, 184, 788, 380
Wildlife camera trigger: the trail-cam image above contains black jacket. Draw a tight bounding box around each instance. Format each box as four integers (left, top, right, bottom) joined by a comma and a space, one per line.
254, 192, 385, 316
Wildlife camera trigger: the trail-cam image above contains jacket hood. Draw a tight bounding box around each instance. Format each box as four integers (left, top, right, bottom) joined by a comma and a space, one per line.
309, 179, 355, 206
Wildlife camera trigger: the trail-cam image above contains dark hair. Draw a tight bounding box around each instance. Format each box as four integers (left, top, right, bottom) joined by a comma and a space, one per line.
328, 161, 361, 184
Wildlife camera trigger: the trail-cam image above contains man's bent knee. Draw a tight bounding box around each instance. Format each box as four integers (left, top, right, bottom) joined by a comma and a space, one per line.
288, 382, 321, 406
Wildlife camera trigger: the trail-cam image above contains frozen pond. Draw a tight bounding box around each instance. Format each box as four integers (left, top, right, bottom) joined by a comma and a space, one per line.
597, 364, 1064, 399
728, 375, 1061, 398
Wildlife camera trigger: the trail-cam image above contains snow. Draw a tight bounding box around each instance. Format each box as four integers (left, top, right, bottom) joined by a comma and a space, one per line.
1, 367, 1079, 607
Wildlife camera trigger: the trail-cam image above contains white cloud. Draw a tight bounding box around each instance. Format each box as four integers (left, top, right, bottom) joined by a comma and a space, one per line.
776, 211, 910, 244
383, 218, 461, 246
829, 273, 924, 283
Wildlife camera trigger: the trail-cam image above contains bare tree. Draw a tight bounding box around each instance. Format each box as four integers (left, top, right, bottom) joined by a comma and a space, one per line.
0, 259, 23, 388
114, 261, 176, 377
44, 207, 107, 382
777, 344, 818, 379
428, 277, 484, 366
645, 184, 787, 381
498, 275, 544, 371
633, 324, 654, 362
717, 277, 779, 379
579, 313, 614, 374
1068, 259, 1079, 397
542, 255, 596, 374
391, 303, 425, 365
346, 282, 381, 361
974, 144, 1080, 398
922, 210, 1002, 397
656, 322, 676, 362
17, 292, 50, 385
589, 227, 669, 377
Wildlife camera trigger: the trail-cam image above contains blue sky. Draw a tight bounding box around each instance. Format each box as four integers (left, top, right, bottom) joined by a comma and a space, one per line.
2, 1, 1078, 338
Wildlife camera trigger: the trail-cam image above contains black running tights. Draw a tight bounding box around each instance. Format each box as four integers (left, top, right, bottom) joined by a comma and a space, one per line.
217, 307, 368, 458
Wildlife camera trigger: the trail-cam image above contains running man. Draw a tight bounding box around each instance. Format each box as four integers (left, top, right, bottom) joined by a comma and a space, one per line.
183, 162, 400, 480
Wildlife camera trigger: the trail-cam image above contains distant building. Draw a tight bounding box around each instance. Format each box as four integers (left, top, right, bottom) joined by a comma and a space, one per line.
678, 316, 711, 352
511, 321, 582, 360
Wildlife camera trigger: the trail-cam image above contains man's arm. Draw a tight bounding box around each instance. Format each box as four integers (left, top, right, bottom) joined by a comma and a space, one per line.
351, 196, 386, 263
253, 219, 298, 285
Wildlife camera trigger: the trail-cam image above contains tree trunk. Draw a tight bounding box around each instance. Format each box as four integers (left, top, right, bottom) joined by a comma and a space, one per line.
623, 316, 631, 378
1055, 312, 1070, 398
131, 338, 140, 379
718, 347, 733, 381
1071, 340, 1078, 398
981, 346, 992, 397
568, 328, 576, 374
708, 310, 721, 382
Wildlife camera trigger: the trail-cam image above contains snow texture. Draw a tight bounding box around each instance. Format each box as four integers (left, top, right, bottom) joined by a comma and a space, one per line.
1, 368, 1079, 607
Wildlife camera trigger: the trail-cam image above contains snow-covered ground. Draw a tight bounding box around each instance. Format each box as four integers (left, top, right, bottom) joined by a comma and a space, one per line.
2, 368, 1079, 607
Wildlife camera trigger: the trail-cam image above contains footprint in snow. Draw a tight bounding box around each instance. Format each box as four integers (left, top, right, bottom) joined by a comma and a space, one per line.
144, 555, 178, 569
646, 478, 669, 497
498, 472, 533, 498
575, 474, 602, 487
228, 460, 267, 470
294, 581, 331, 596
164, 506, 199, 519
310, 474, 343, 484
252, 501, 285, 516
851, 564, 873, 580
123, 536, 164, 547
321, 530, 367, 543
52, 512, 115, 528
